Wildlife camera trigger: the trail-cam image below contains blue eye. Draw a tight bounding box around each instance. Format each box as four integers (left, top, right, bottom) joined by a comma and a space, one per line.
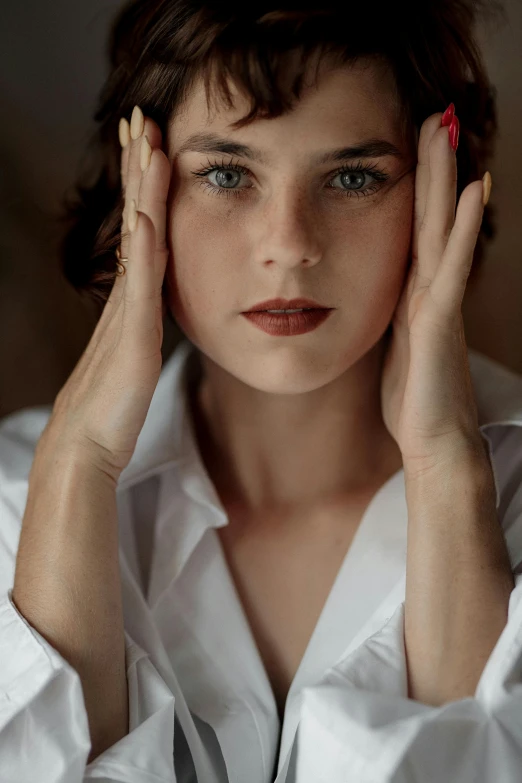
328, 166, 388, 198
191, 160, 254, 198
191, 157, 390, 200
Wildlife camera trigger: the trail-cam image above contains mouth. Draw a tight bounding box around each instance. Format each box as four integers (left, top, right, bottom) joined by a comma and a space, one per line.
243, 297, 332, 313
241, 307, 334, 336
252, 307, 324, 315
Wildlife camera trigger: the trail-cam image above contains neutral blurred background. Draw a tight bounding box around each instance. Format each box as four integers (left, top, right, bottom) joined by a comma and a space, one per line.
0, 0, 521, 420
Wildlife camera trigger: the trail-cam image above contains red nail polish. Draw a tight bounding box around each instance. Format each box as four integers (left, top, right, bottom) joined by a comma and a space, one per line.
449, 115, 460, 152
441, 103, 455, 127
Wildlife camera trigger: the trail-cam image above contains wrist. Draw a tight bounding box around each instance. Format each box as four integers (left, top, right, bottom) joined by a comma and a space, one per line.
34, 424, 122, 489
403, 443, 497, 528
402, 430, 491, 483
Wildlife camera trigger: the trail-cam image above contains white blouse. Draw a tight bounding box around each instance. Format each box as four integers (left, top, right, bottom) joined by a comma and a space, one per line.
1, 338, 522, 783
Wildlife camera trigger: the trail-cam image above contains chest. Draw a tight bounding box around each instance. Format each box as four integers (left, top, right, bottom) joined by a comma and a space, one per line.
216, 495, 374, 717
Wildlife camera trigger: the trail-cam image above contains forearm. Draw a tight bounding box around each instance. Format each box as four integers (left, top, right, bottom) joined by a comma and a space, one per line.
12, 438, 128, 763
404, 440, 514, 706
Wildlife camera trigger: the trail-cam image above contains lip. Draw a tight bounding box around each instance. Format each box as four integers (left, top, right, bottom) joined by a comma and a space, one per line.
242, 308, 333, 336
242, 297, 331, 313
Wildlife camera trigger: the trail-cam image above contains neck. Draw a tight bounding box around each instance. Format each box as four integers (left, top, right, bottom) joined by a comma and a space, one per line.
187, 333, 403, 518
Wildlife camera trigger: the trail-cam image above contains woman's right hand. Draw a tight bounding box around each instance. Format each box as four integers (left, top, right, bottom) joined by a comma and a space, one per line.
38, 106, 172, 483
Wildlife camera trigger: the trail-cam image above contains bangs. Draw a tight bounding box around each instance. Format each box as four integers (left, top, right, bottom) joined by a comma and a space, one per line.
61, 0, 502, 306
169, 5, 405, 133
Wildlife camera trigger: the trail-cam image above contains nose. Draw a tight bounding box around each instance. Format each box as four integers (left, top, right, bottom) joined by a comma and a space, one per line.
253, 187, 323, 270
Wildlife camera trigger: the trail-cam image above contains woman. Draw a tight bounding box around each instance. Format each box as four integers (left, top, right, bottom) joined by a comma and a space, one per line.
1, 0, 522, 780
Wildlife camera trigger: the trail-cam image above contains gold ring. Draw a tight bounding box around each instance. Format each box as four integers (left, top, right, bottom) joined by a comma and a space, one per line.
115, 261, 126, 276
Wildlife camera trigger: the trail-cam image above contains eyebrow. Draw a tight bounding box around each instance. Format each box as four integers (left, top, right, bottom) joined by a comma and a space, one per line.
175, 132, 404, 165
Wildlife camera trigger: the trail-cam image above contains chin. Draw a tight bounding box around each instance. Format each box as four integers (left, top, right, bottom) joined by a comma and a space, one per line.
208, 342, 348, 395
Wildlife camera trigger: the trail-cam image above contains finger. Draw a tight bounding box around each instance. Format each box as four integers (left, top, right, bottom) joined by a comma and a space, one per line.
110, 114, 161, 339
136, 116, 166, 236
141, 116, 162, 150
119, 112, 161, 258
137, 139, 171, 286
93, 113, 163, 355
118, 117, 131, 193
418, 118, 458, 279
121, 106, 146, 260
117, 117, 130, 270
123, 208, 162, 340
412, 113, 444, 265
429, 180, 484, 315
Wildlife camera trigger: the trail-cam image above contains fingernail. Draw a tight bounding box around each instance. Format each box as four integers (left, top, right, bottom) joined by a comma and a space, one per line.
448, 115, 460, 153
128, 199, 138, 232
140, 135, 152, 172
130, 105, 144, 140
482, 171, 492, 206
118, 117, 130, 147
441, 103, 455, 127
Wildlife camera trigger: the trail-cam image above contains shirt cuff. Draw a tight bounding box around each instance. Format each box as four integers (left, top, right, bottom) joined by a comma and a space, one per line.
84, 629, 176, 782
295, 580, 522, 783
0, 589, 176, 783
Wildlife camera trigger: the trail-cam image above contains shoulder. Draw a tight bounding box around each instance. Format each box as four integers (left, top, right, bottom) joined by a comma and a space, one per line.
0, 405, 53, 490
468, 350, 522, 571
468, 348, 522, 429
0, 406, 53, 588
489, 424, 522, 571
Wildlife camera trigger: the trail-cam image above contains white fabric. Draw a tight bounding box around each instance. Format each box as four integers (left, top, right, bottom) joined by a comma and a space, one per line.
0, 338, 522, 782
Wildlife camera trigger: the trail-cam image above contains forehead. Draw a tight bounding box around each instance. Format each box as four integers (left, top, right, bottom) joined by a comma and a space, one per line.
168, 57, 403, 157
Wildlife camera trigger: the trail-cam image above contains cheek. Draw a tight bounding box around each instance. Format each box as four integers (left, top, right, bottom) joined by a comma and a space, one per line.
365, 180, 414, 291
331, 182, 414, 314
164, 195, 242, 328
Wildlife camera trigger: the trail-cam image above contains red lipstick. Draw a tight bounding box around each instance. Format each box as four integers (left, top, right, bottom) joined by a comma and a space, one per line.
243, 297, 330, 312
241, 297, 334, 336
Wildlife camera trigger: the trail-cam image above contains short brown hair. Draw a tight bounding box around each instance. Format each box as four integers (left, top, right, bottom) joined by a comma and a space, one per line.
59, 0, 505, 314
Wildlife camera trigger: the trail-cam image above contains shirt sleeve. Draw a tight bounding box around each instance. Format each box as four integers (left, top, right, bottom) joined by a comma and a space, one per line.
295, 438, 522, 783
0, 588, 177, 783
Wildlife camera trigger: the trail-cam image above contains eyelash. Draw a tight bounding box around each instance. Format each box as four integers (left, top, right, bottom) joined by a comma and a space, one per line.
190, 156, 390, 201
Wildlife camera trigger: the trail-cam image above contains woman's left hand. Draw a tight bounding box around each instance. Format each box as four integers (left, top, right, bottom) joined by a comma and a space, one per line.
380, 104, 491, 471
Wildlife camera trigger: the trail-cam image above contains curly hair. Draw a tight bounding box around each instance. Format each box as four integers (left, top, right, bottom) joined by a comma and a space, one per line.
58, 0, 506, 320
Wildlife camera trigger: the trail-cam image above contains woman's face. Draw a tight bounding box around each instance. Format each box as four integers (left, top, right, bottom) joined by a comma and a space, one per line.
164, 56, 417, 393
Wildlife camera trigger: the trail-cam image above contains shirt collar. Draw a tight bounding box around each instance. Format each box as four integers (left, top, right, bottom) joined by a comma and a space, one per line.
117, 338, 522, 496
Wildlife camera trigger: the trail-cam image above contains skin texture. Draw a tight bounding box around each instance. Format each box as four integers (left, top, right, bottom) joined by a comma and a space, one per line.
105, 54, 513, 716
10, 53, 509, 770
114, 56, 514, 715
163, 56, 417, 517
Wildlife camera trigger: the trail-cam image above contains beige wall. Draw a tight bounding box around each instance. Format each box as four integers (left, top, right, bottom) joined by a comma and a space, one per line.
464, 0, 522, 372
0, 0, 520, 418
